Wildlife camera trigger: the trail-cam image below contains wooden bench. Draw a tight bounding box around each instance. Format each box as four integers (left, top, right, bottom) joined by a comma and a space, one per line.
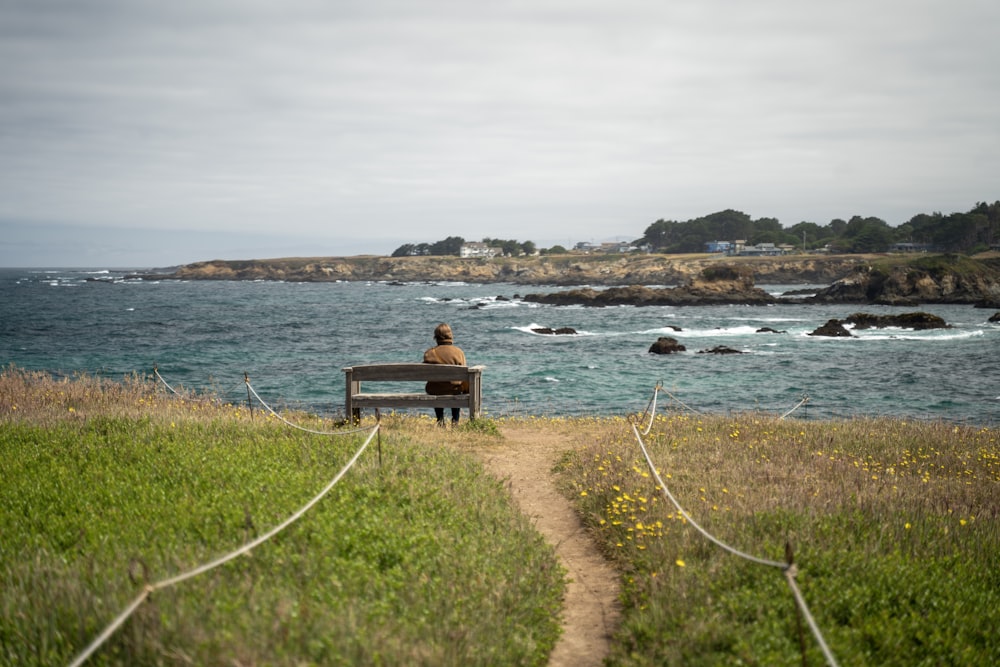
343, 363, 485, 422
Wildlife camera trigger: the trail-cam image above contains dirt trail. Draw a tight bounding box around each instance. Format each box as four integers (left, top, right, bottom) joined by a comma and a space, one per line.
469, 423, 620, 667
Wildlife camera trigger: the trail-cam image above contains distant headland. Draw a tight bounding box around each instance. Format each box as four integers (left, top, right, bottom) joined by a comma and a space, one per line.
137, 251, 1000, 306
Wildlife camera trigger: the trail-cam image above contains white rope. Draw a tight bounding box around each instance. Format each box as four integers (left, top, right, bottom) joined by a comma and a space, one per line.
638, 383, 662, 435
152, 366, 180, 395
630, 403, 839, 666
68, 425, 379, 667
663, 390, 702, 415
785, 566, 841, 667
631, 423, 788, 568
779, 395, 810, 420
245, 381, 372, 436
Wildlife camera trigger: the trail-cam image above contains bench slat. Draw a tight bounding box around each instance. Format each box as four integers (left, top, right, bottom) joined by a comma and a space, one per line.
343, 363, 484, 382
352, 394, 472, 408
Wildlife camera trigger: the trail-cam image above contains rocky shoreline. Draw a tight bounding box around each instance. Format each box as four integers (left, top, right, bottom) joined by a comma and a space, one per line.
140, 253, 873, 286
138, 252, 1000, 306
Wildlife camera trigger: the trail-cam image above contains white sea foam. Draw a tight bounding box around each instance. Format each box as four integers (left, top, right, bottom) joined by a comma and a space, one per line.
640, 325, 766, 338
849, 328, 985, 342
511, 323, 594, 336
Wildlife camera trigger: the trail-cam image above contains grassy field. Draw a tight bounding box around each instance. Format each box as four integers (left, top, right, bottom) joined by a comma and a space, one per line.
553, 410, 1000, 665
0, 368, 563, 666
3, 368, 999, 666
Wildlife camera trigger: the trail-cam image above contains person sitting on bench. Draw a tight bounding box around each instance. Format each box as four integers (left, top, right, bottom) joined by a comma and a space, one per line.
422, 323, 469, 426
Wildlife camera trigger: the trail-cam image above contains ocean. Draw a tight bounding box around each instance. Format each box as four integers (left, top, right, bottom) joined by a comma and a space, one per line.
2, 267, 998, 425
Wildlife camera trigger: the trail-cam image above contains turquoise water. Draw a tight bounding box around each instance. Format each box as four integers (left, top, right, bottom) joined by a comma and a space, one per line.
2, 268, 998, 424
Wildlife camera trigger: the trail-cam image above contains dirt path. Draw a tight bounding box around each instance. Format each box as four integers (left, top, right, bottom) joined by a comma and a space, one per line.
469, 423, 621, 667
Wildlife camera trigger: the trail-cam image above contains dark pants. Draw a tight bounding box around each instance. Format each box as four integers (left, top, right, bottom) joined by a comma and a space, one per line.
435, 407, 460, 423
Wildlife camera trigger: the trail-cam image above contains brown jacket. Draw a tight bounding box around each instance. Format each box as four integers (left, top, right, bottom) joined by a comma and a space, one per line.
423, 342, 469, 394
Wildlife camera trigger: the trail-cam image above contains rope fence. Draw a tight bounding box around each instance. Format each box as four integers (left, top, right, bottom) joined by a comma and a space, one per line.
67, 422, 380, 667
152, 365, 180, 396
92, 366, 833, 664
629, 387, 839, 666
780, 394, 811, 420
153, 367, 374, 435
244, 379, 373, 436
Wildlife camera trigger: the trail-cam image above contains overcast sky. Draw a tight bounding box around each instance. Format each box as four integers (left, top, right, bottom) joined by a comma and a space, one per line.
2, 0, 998, 267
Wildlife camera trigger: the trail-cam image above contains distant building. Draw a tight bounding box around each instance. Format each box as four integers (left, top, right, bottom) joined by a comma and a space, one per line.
738, 242, 786, 256
705, 240, 789, 256
889, 243, 932, 253
574, 241, 638, 253
460, 242, 500, 258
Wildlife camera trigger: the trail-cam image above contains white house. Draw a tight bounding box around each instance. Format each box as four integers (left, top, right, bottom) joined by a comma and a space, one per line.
459, 242, 499, 258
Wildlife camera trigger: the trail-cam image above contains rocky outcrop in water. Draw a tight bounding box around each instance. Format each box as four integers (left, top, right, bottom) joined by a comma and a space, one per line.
523, 266, 776, 307
806, 256, 1000, 305
531, 327, 578, 335
649, 337, 686, 354
808, 312, 951, 337
809, 320, 854, 337
842, 312, 950, 330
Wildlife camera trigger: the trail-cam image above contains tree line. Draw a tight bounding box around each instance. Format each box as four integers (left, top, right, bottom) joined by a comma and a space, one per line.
392, 201, 999, 257
391, 237, 547, 257
638, 201, 1000, 254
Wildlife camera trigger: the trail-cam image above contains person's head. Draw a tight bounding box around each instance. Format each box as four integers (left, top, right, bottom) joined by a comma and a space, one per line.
434, 323, 453, 344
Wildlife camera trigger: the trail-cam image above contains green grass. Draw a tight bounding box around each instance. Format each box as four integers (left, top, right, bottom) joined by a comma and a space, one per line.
555, 413, 1000, 666
8, 367, 1000, 666
870, 252, 1000, 280
0, 369, 564, 666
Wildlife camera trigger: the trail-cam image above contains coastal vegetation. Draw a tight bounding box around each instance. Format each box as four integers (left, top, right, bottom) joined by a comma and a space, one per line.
387, 201, 1000, 258
3, 369, 998, 665
554, 411, 1000, 665
638, 201, 1000, 254
0, 369, 563, 666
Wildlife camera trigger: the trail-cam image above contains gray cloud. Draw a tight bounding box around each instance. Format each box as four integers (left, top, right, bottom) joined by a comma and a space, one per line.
2, 0, 998, 266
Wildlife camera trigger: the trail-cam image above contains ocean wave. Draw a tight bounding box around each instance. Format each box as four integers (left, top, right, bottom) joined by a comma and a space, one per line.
849, 328, 985, 341
422, 295, 528, 310
638, 325, 767, 338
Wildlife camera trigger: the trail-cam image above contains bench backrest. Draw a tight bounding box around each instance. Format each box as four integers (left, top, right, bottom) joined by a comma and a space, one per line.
342, 363, 484, 382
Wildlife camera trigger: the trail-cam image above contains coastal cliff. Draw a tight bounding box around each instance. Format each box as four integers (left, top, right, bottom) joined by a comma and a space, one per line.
807, 254, 1000, 306
157, 253, 873, 286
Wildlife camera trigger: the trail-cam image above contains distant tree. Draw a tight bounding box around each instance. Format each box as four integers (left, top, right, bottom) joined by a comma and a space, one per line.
844, 217, 893, 253
521, 241, 537, 256
391, 243, 420, 257
828, 218, 848, 237
788, 221, 827, 250
541, 245, 568, 255
429, 236, 465, 256
640, 219, 680, 250
703, 209, 754, 240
